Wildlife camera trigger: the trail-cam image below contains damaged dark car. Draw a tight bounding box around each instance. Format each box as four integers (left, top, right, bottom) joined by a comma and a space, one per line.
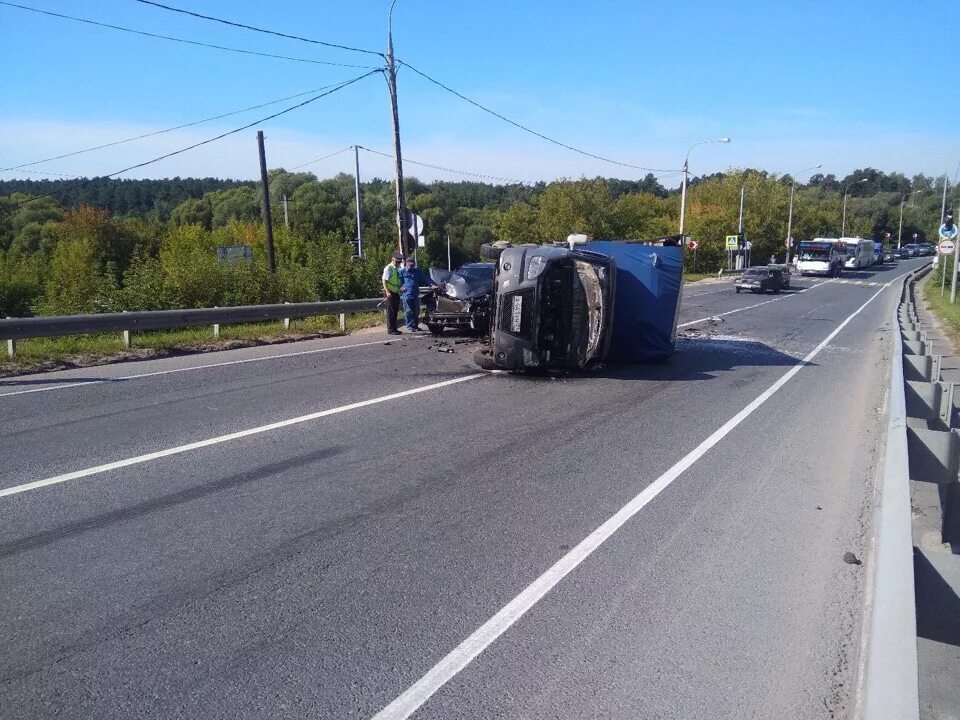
422, 262, 495, 335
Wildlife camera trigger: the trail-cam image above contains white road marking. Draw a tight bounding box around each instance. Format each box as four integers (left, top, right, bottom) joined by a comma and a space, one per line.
677, 280, 830, 328
370, 272, 910, 720
0, 373, 484, 498
0, 338, 421, 398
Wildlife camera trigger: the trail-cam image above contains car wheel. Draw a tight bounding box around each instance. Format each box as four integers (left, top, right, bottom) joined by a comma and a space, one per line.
735, 288, 741, 293
773, 287, 780, 293
427, 323, 444, 336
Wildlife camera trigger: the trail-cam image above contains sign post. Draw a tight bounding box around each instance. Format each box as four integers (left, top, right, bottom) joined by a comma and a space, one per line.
725, 234, 738, 271
940, 211, 957, 303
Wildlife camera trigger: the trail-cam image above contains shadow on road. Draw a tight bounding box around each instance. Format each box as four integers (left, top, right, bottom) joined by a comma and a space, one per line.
502, 335, 810, 384
0, 445, 347, 560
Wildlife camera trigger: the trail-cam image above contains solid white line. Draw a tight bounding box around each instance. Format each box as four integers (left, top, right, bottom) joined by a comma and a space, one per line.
0, 338, 418, 398
0, 373, 483, 498
370, 273, 908, 720
677, 279, 830, 328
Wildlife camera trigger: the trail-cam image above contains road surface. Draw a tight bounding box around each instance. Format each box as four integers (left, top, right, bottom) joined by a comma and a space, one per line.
0, 260, 927, 719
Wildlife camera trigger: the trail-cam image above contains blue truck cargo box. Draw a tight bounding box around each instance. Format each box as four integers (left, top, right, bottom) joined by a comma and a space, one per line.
583, 241, 684, 362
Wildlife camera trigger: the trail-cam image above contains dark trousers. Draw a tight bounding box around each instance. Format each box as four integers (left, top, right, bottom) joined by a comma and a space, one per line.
385, 292, 401, 332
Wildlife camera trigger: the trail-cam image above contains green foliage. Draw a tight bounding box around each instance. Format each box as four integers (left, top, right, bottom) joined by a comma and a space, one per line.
1, 167, 957, 318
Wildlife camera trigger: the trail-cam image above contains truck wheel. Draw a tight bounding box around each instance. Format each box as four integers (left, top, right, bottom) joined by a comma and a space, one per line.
427, 323, 444, 336
473, 347, 500, 371
480, 241, 512, 260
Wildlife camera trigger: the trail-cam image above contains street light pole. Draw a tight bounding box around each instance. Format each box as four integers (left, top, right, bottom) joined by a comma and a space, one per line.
841, 178, 868, 237
785, 163, 821, 262
897, 189, 923, 249
678, 136, 730, 242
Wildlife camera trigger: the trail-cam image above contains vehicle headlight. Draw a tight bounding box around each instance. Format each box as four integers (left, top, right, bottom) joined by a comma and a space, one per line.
526, 255, 547, 280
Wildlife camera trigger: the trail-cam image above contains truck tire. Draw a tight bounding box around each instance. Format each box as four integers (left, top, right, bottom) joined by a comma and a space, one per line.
427, 323, 444, 336
480, 242, 511, 260
473, 347, 500, 371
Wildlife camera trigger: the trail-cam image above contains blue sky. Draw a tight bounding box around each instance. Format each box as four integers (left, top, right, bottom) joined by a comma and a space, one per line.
1, 0, 957, 186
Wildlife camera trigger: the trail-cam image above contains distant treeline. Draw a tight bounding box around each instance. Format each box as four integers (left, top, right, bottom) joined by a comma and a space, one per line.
0, 167, 954, 317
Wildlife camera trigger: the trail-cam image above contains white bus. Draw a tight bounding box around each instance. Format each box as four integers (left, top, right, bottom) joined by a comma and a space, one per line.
796, 239, 845, 277
839, 237, 874, 269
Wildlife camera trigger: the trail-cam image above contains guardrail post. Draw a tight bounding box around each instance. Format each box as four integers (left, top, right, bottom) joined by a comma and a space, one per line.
283, 302, 291, 331
339, 313, 346, 332
5, 317, 14, 358
213, 306, 220, 338
121, 310, 131, 349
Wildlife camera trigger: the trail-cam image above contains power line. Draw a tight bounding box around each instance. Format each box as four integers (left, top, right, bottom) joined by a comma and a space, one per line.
135, 0, 383, 57
289, 147, 354, 171
398, 60, 676, 175
358, 146, 526, 184
2, 81, 360, 172
9, 71, 381, 209
0, 2, 377, 69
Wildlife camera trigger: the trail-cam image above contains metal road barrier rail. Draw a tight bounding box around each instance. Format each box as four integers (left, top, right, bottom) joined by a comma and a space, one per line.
857, 267, 927, 720
0, 298, 384, 356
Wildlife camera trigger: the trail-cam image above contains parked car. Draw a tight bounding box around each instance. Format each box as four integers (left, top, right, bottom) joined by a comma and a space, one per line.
883, 249, 897, 262
894, 247, 911, 259
735, 266, 785, 294
918, 243, 936, 256
902, 243, 921, 257
422, 262, 495, 335
766, 262, 791, 289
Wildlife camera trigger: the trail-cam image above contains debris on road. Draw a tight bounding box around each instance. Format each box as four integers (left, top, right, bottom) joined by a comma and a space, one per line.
843, 552, 862, 566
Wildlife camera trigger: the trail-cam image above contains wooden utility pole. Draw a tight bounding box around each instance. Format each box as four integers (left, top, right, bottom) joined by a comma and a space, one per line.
386, 0, 408, 256
353, 145, 363, 257
283, 194, 290, 230
257, 130, 276, 273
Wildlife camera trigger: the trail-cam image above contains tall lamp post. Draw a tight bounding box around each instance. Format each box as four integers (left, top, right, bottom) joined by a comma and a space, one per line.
678, 137, 731, 242
784, 163, 822, 262
841, 178, 868, 237
896, 189, 924, 249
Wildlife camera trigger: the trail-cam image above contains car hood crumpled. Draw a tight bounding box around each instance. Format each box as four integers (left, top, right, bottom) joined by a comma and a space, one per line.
429, 268, 493, 300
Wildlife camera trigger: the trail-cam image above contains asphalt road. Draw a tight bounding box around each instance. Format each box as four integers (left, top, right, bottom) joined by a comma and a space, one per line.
0, 259, 928, 719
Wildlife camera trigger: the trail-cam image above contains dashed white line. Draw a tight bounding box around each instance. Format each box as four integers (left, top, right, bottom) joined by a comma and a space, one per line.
369, 272, 910, 720
0, 373, 484, 498
677, 279, 831, 328
0, 338, 422, 398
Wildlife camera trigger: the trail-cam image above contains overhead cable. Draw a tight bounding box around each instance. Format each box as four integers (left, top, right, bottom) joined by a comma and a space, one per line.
10, 70, 380, 208
0, 2, 377, 69
358, 146, 526, 184
2, 81, 360, 172
135, 0, 383, 57
398, 60, 676, 175
289, 147, 354, 171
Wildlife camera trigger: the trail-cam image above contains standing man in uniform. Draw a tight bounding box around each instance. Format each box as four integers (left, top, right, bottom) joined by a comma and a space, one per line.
398, 257, 439, 331
382, 251, 404, 336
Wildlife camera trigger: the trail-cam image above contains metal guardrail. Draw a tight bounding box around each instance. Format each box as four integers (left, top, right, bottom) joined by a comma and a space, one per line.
1, 297, 384, 356
857, 272, 921, 720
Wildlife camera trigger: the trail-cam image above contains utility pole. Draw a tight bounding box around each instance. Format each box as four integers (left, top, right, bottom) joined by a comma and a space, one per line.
446, 234, 451, 270
385, 0, 408, 256
257, 130, 276, 273
737, 185, 745, 270
353, 145, 364, 257
283, 195, 290, 230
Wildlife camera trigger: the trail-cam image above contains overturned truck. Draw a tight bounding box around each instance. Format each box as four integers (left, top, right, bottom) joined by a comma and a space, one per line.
474, 237, 684, 371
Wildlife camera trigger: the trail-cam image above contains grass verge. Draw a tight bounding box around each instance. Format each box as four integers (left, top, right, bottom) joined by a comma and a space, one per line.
684, 272, 718, 283
0, 312, 384, 377
921, 271, 960, 348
